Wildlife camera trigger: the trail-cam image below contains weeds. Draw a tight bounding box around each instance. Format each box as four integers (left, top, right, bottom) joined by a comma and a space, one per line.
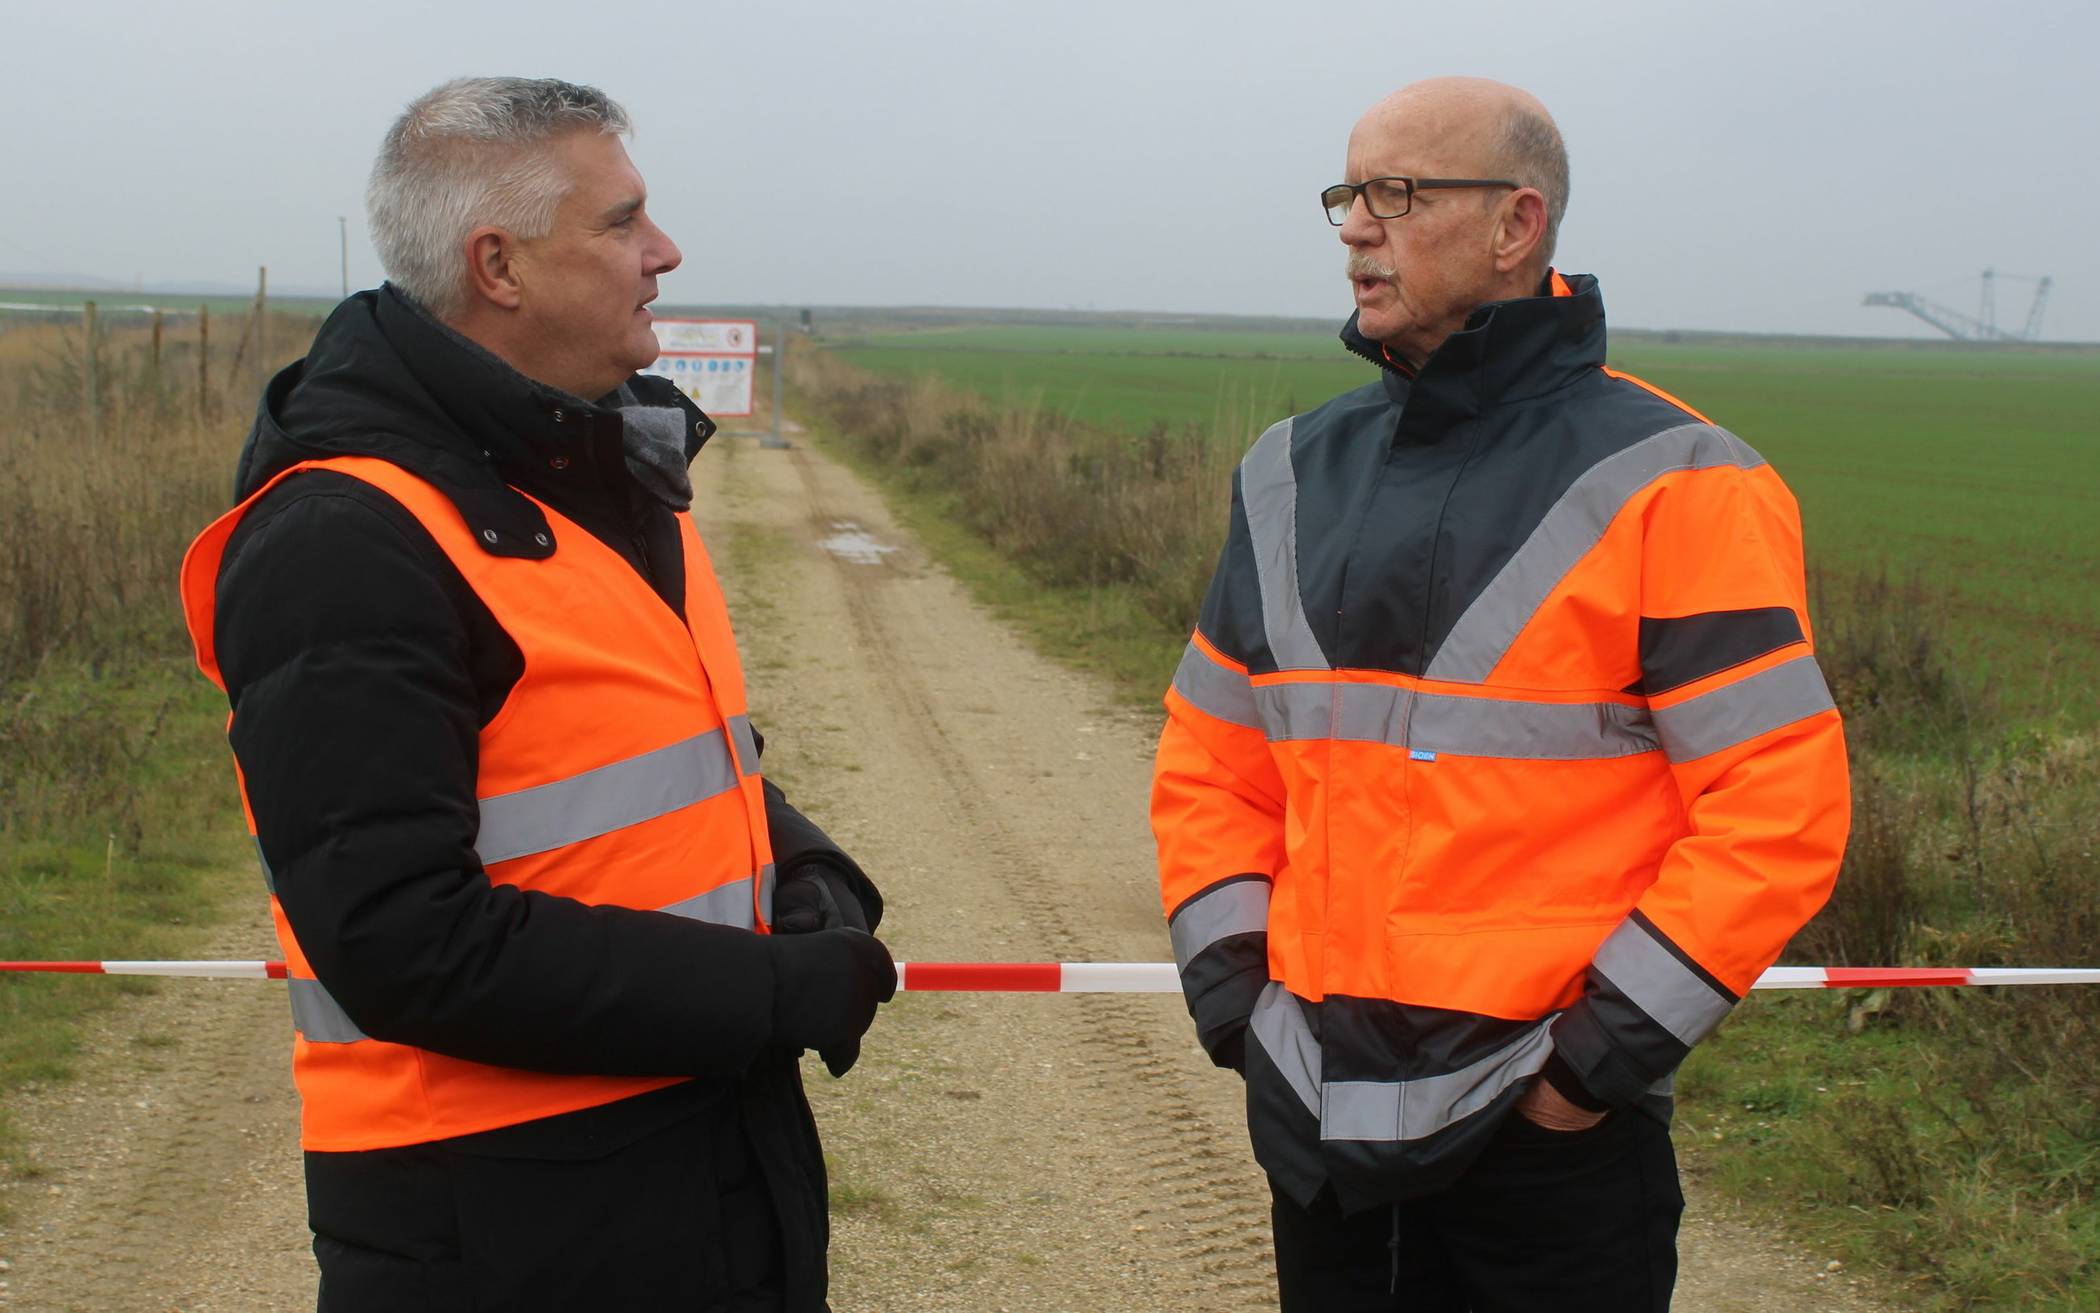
0, 308, 315, 1207
789, 342, 1239, 640
1715, 574, 2099, 1309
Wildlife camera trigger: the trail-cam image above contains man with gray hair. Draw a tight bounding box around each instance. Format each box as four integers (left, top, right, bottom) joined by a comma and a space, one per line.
180, 77, 895, 1311
1152, 77, 1848, 1309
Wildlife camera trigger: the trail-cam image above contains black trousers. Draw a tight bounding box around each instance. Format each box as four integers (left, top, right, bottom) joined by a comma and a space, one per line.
1271, 1109, 1683, 1312
307, 1084, 793, 1312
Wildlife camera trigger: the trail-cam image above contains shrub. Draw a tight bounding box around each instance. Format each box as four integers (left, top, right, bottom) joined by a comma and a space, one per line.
789, 343, 1238, 638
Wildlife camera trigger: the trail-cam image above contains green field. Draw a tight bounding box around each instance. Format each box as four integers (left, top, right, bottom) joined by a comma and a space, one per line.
833, 326, 2100, 723
834, 324, 1360, 432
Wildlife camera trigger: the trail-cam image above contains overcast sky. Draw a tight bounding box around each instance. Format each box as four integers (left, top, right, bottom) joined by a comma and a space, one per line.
6, 0, 2095, 341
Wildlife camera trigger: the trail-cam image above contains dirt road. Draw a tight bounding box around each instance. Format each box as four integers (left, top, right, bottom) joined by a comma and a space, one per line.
0, 431, 1898, 1311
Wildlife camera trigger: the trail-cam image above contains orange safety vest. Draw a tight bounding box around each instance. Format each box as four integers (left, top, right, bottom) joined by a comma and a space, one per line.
180, 455, 774, 1151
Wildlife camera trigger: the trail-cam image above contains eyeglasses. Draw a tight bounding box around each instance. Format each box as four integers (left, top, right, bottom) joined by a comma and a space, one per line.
1320, 177, 1519, 225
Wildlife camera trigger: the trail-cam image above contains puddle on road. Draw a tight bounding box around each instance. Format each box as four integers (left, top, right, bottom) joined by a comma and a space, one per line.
817, 520, 901, 565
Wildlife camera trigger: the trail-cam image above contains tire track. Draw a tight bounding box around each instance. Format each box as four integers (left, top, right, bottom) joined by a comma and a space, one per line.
778, 444, 1277, 1304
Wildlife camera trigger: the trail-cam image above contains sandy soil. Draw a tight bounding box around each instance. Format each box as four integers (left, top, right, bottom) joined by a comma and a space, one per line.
0, 909, 311, 1311
0, 430, 1900, 1311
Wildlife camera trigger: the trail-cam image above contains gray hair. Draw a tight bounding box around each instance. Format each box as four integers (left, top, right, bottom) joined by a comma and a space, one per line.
1493, 105, 1569, 270
366, 77, 631, 316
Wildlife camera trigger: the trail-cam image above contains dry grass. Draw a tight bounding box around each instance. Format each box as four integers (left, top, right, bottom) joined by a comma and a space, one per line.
0, 312, 281, 833
789, 339, 1241, 641
0, 311, 314, 681
0, 307, 319, 1198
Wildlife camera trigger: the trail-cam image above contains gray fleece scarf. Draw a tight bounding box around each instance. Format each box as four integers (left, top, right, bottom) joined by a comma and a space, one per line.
609, 384, 695, 510
401, 293, 695, 509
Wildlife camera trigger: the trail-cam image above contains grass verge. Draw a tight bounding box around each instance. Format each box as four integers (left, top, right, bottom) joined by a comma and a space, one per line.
0, 659, 248, 1209
0, 313, 311, 1215
785, 339, 1227, 701
802, 441, 1187, 702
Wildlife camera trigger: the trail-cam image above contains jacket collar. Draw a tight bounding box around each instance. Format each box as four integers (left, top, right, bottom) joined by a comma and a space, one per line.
238, 285, 716, 559
1339, 270, 1607, 442
380, 288, 715, 467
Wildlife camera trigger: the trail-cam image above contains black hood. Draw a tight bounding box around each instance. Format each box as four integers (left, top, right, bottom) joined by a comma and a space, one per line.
235, 285, 715, 559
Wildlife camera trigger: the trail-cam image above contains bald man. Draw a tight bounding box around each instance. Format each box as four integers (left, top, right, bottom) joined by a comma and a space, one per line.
1152, 79, 1849, 1310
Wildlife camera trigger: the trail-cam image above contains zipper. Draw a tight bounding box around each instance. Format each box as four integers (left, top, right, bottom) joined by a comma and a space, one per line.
1404, 420, 1485, 718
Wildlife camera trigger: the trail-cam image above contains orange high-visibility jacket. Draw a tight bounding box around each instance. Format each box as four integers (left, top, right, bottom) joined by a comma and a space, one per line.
181, 455, 776, 1151
1152, 273, 1849, 1211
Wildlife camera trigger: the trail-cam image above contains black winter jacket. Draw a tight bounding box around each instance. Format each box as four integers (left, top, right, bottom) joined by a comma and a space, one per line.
209, 286, 872, 1306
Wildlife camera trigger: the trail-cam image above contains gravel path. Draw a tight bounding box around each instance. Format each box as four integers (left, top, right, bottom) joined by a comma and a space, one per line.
0, 430, 1900, 1311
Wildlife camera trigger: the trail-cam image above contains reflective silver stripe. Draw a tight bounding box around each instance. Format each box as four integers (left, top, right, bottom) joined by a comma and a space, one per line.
1252, 681, 1338, 741
1592, 919, 1734, 1047
756, 862, 776, 925
1320, 1021, 1554, 1143
661, 876, 758, 932
1169, 879, 1272, 971
253, 835, 275, 896
288, 976, 367, 1045
1649, 654, 1834, 763
475, 730, 741, 866
1248, 983, 1322, 1117
1411, 689, 1656, 760
1254, 681, 1658, 761
1428, 423, 1768, 683
1170, 639, 1261, 729
1239, 419, 1329, 671
725, 715, 760, 777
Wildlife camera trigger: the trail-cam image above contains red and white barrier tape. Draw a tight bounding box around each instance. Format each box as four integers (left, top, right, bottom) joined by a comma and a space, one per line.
2, 960, 2097, 991
0, 960, 289, 980
894, 963, 2100, 992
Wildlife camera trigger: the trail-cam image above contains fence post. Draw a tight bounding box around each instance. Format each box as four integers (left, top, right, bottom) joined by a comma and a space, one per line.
198, 305, 211, 422
253, 266, 268, 399
83, 299, 100, 444
151, 308, 165, 391
761, 322, 789, 448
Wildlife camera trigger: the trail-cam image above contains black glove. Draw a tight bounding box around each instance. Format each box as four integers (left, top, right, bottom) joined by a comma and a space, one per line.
772, 864, 871, 934
767, 926, 895, 1077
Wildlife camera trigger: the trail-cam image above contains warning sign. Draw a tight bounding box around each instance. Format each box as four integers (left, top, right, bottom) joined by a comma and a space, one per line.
642, 318, 758, 417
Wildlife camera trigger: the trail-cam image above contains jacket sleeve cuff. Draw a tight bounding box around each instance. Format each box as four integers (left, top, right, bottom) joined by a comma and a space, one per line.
762, 777, 883, 933
1539, 1048, 1611, 1113
1548, 1003, 1674, 1110
1191, 968, 1263, 1073
1179, 936, 1269, 1073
